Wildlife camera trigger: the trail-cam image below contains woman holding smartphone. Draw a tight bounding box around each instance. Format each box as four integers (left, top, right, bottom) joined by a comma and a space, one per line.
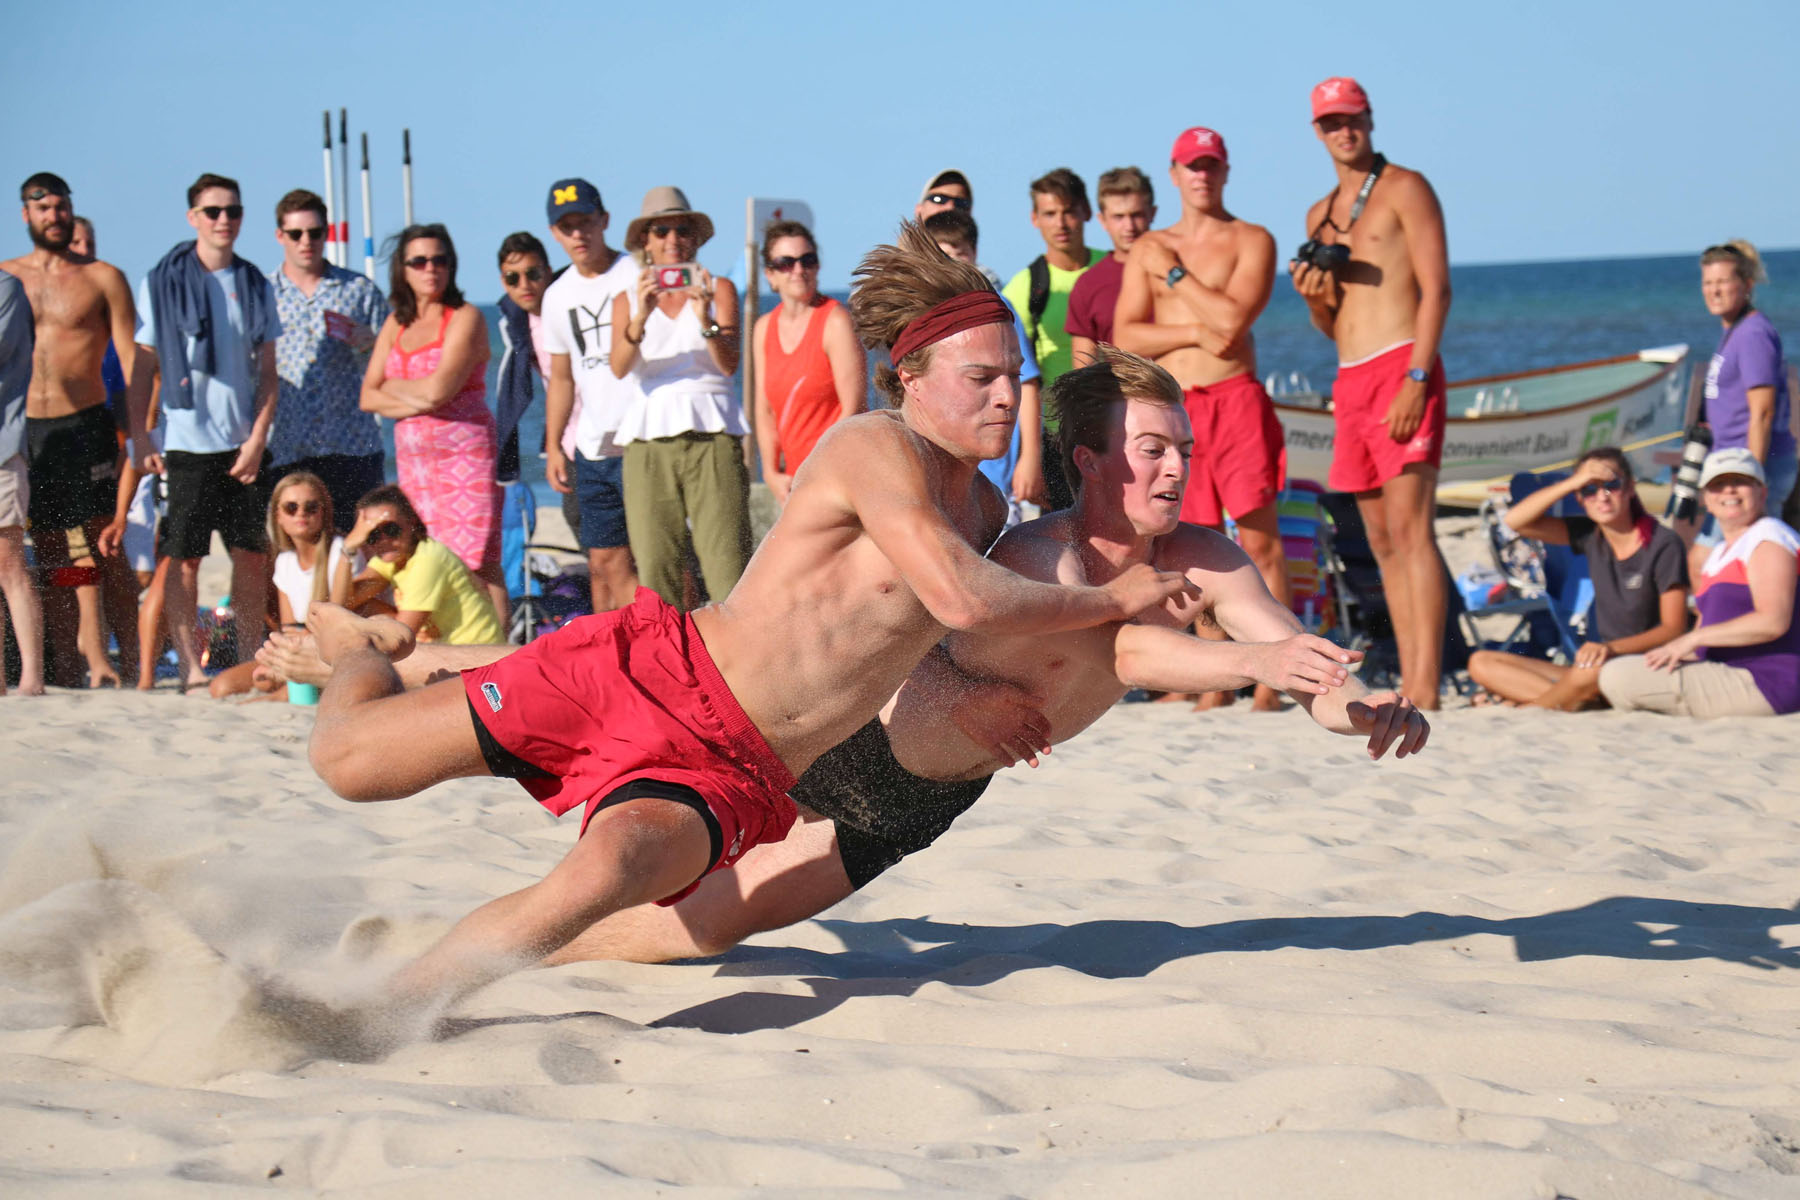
360, 224, 507, 626
1467, 447, 1690, 710
610, 187, 752, 611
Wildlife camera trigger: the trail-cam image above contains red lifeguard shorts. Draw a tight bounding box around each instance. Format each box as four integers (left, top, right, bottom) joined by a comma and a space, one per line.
460, 588, 797, 904
1179, 373, 1286, 527
1328, 342, 1447, 493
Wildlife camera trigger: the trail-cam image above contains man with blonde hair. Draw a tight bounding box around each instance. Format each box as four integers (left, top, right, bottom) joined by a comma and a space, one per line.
295, 224, 1191, 1029
1066, 166, 1156, 362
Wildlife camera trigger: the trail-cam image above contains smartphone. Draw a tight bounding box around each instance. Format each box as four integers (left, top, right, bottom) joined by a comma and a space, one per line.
654, 263, 700, 291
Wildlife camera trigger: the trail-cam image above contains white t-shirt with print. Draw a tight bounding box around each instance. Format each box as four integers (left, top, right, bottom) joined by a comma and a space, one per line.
537, 253, 641, 460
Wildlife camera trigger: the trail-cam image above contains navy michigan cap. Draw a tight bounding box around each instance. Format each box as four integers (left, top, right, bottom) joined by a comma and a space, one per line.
547, 178, 603, 223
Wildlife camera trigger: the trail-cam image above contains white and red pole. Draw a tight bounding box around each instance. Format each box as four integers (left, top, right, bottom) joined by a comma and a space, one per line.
336, 109, 351, 268
360, 132, 375, 280
321, 111, 338, 267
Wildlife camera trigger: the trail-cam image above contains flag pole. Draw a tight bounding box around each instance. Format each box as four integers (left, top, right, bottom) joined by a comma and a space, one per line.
402, 129, 414, 226
321, 111, 338, 266
337, 108, 351, 269
360, 132, 376, 279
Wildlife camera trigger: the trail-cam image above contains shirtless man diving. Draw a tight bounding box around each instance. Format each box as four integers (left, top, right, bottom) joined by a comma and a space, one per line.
1114, 127, 1292, 711
546, 348, 1431, 964
1290, 78, 1453, 708
2, 173, 141, 686
300, 224, 1192, 1029
293, 350, 1429, 967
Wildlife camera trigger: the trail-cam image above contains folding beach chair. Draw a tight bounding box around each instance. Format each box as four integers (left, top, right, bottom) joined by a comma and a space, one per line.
1275, 481, 1334, 634
1316, 490, 1471, 693
502, 479, 591, 644
1459, 472, 1592, 662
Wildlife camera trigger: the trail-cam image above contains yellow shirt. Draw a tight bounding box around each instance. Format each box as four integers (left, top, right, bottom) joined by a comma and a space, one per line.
369, 537, 504, 644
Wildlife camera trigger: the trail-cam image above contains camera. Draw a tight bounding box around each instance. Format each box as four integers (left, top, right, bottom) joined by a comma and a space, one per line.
1293, 239, 1350, 271
654, 263, 699, 291
1669, 422, 1714, 523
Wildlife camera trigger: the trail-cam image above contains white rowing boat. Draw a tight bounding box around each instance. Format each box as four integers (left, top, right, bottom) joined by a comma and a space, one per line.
1270, 345, 1692, 496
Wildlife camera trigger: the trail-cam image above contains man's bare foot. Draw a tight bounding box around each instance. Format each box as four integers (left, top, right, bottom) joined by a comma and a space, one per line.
257, 630, 332, 687
86, 659, 122, 688
8, 678, 46, 697
1152, 691, 1199, 704
1193, 689, 1236, 712
307, 603, 415, 666
178, 670, 209, 695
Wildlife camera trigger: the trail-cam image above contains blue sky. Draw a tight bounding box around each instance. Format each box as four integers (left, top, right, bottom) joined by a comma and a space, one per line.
5, 1, 1795, 296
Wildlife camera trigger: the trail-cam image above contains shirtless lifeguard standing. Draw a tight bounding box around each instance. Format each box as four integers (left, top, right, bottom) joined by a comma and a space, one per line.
304, 224, 1191, 1021
2, 173, 141, 686
1114, 127, 1290, 710
1290, 78, 1453, 707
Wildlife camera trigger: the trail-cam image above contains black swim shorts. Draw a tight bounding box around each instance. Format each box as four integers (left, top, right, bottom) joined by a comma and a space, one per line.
790, 718, 993, 890
159, 448, 273, 560
25, 404, 119, 530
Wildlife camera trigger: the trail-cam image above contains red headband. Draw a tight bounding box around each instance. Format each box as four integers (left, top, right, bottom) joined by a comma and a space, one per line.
888, 290, 1013, 368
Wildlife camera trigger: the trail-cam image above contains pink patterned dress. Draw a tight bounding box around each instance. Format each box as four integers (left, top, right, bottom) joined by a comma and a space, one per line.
387, 308, 502, 572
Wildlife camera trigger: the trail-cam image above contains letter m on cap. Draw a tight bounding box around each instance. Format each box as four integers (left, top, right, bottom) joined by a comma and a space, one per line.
554, 186, 578, 205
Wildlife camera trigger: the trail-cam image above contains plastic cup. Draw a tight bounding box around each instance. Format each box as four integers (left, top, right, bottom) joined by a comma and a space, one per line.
287, 681, 320, 706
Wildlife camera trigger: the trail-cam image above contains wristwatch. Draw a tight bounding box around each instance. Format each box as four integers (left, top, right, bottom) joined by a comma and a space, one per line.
1165, 265, 1187, 289
700, 322, 722, 340
1406, 367, 1429, 383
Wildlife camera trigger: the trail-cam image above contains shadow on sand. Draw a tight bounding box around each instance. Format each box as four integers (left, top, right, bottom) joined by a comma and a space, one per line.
648, 895, 1800, 1034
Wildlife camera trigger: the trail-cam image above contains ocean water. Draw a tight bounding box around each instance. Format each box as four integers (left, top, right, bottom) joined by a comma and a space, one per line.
408, 249, 1800, 483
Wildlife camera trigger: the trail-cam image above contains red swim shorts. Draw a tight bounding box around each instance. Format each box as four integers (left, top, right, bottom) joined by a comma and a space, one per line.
460, 587, 797, 904
1179, 372, 1286, 527
1328, 342, 1447, 493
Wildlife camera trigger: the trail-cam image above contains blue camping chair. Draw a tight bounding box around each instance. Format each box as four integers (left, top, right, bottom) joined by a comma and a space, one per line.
1460, 472, 1593, 662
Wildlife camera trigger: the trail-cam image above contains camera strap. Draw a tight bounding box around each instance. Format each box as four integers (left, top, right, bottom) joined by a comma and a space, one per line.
1313, 154, 1388, 239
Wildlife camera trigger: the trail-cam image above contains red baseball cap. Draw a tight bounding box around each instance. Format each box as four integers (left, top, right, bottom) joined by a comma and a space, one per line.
1169, 126, 1228, 166
1311, 77, 1370, 119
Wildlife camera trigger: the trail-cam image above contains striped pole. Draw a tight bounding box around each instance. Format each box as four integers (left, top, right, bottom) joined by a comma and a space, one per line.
321, 111, 338, 267
402, 129, 414, 226
360, 132, 375, 280
336, 109, 351, 269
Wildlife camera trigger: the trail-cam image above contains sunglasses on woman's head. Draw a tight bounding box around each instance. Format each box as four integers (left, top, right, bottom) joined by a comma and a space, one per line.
367, 520, 405, 543
198, 204, 244, 221
767, 252, 820, 272
503, 267, 546, 287
405, 254, 450, 270
925, 193, 972, 210
281, 499, 323, 516
649, 223, 693, 239
282, 226, 327, 243
1577, 478, 1625, 499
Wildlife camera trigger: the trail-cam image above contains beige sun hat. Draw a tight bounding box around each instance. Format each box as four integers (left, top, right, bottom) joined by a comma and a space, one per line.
624, 186, 715, 253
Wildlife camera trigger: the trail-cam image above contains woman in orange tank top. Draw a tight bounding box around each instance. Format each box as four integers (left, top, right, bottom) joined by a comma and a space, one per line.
751, 221, 866, 504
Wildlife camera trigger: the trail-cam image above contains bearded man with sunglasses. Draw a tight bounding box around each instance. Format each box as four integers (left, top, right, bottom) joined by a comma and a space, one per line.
2, 172, 143, 687
127, 172, 282, 690
267, 189, 389, 535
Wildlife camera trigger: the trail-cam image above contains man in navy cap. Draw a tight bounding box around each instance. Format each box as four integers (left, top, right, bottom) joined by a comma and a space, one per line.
537, 178, 641, 613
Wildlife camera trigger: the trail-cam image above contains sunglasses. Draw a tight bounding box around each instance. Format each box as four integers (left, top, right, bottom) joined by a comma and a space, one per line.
503, 266, 546, 287
766, 252, 820, 272
282, 226, 327, 243
23, 187, 68, 203
925, 193, 972, 211
649, 223, 694, 239
404, 254, 450, 270
198, 204, 244, 221
366, 520, 405, 543
281, 499, 323, 516
1576, 478, 1625, 499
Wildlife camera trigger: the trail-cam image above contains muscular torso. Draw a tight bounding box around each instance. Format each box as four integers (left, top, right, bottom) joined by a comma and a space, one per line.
885, 516, 1230, 781
1146, 222, 1264, 389
1307, 165, 1425, 361
692, 410, 1005, 777
0, 254, 125, 418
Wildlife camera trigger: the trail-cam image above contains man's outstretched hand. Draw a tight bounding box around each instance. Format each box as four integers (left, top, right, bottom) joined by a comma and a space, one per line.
1344, 691, 1431, 760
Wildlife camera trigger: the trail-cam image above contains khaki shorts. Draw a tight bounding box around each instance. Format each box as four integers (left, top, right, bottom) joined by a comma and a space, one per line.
1598, 653, 1776, 719
0, 453, 27, 529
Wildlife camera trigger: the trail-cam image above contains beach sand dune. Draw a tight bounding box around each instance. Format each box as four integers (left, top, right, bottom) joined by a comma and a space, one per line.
2, 689, 1799, 1197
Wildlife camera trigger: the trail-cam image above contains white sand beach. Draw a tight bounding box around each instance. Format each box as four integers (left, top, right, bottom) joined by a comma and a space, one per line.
3, 676, 1800, 1197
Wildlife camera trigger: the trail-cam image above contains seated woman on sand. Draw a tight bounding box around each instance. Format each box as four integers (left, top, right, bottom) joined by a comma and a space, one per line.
1467, 448, 1689, 710
336, 484, 504, 646
211, 472, 353, 699
1599, 447, 1799, 718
